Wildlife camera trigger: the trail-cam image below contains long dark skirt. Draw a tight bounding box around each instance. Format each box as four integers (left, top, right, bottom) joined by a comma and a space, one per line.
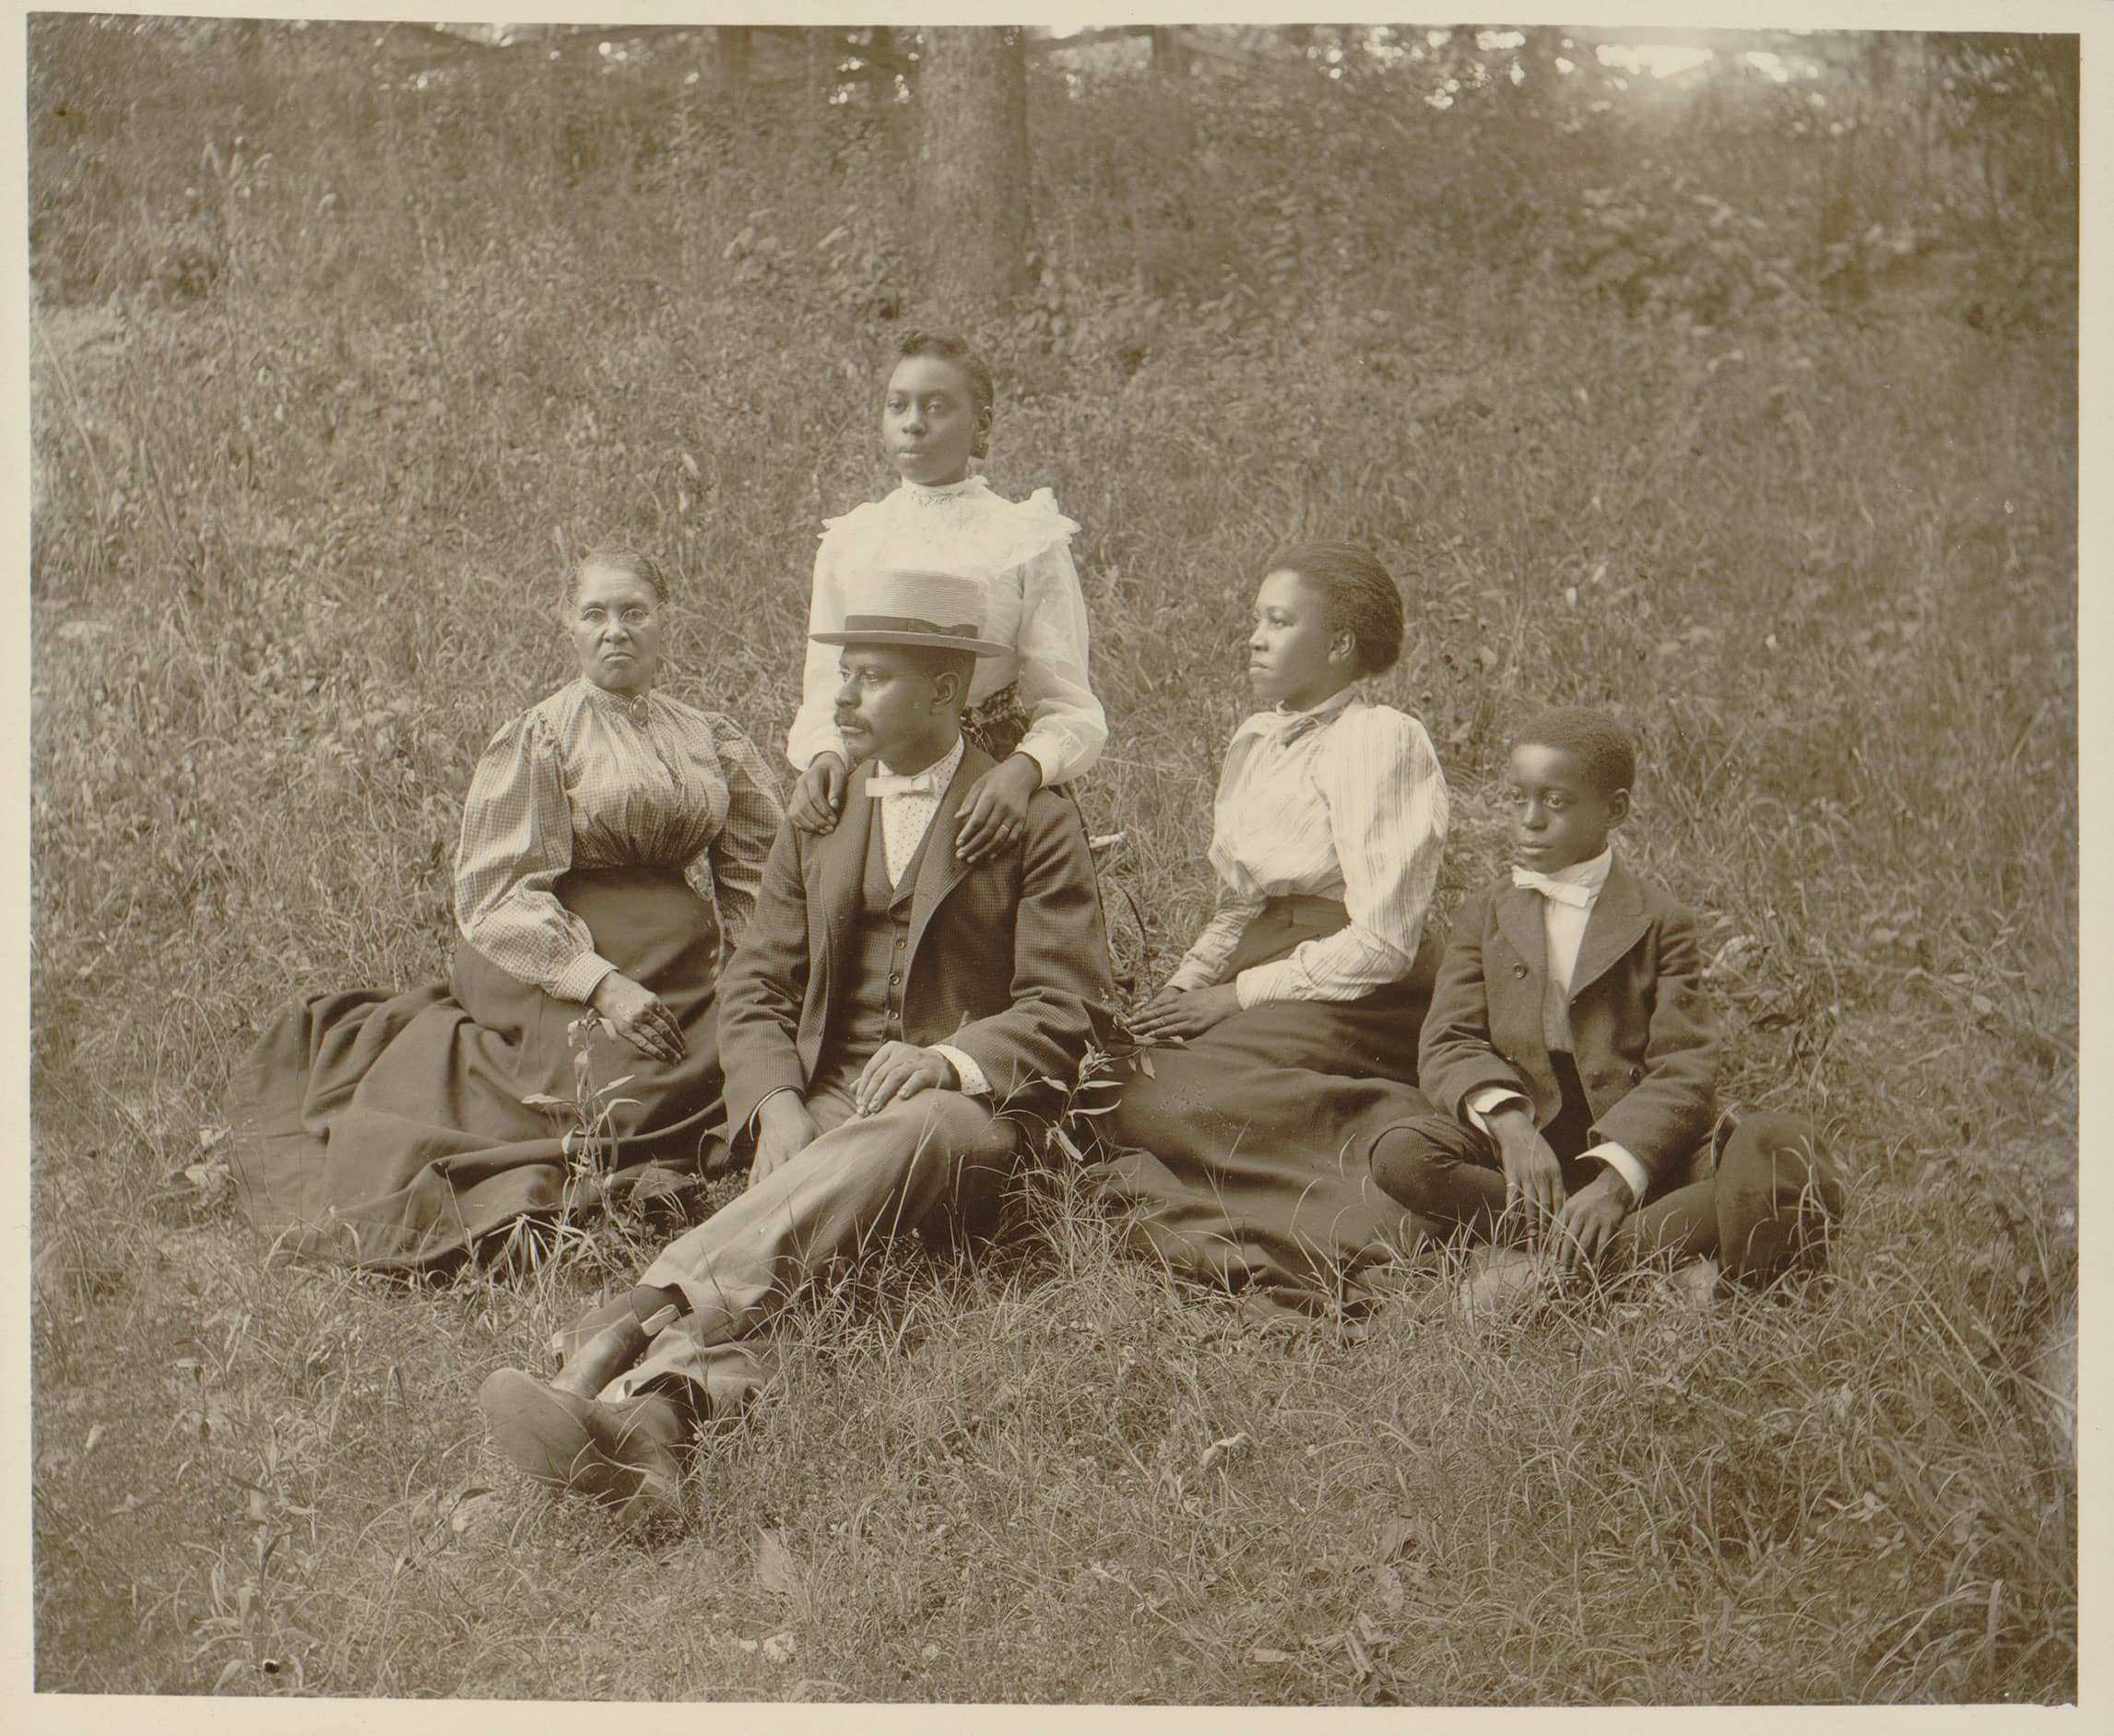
227, 866, 736, 1273
1086, 896, 1439, 1316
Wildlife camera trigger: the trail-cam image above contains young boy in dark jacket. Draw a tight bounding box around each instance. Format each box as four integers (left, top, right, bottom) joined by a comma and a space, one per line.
1372, 708, 1840, 1296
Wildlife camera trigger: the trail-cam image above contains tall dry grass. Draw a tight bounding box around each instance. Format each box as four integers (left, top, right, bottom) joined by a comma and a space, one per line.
30, 21, 2074, 1701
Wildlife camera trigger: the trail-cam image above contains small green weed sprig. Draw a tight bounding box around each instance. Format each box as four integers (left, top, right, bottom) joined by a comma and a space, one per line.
506, 1014, 644, 1271
1045, 1039, 1140, 1171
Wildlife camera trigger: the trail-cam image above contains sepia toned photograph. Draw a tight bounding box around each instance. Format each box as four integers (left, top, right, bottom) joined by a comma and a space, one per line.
25, 10, 2081, 1706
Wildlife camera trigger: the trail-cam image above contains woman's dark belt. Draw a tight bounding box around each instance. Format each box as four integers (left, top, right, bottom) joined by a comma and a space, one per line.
1225, 894, 1351, 976
557, 862, 694, 888
1230, 893, 1435, 1005
1259, 893, 1352, 934
551, 862, 708, 915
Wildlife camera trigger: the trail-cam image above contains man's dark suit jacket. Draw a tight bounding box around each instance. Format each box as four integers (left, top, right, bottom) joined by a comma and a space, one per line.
719, 741, 1115, 1135
1417, 857, 1720, 1191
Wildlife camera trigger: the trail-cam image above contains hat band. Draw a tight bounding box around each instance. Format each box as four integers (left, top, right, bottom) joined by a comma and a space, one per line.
840, 613, 982, 639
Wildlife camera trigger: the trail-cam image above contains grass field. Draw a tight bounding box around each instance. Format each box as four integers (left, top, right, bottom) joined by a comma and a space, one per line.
28, 24, 2077, 1703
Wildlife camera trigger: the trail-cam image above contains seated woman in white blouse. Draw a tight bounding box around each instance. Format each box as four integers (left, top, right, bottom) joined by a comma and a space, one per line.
1090, 543, 1448, 1316
227, 548, 784, 1272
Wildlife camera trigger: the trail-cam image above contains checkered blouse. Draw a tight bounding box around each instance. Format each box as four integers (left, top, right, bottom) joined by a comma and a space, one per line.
453, 678, 785, 1003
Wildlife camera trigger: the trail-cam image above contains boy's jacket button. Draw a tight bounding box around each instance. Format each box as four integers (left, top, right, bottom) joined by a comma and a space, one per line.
1511, 962, 1529, 978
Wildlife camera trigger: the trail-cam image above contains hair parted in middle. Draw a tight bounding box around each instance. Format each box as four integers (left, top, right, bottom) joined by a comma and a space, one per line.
894, 328, 997, 458
1265, 541, 1406, 679
568, 544, 671, 607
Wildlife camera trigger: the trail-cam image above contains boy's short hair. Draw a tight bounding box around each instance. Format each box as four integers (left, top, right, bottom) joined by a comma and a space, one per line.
1513, 707, 1637, 797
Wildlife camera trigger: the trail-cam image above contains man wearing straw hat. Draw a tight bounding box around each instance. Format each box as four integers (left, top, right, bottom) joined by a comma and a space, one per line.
478, 569, 1115, 1526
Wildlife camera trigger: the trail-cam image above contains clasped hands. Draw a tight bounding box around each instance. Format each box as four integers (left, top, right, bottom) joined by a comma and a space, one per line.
747, 1040, 961, 1190
1486, 1105, 1636, 1269
787, 750, 1041, 865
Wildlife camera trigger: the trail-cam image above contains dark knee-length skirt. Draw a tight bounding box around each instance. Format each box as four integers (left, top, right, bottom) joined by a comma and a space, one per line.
1087, 895, 1440, 1315
226, 865, 737, 1273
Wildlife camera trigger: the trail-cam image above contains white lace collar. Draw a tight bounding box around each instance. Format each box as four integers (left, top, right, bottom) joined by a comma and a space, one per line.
822, 474, 1079, 576
896, 475, 993, 508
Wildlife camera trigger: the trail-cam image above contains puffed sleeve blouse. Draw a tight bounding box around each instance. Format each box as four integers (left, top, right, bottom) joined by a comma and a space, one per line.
1163, 690, 1449, 1006
453, 678, 785, 1002
785, 474, 1106, 788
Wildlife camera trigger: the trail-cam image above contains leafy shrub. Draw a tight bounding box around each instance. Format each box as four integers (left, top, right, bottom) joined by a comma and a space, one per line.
1553, 176, 1802, 325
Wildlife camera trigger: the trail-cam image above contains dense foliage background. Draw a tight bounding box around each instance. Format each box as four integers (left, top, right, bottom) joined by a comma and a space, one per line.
30, 19, 2076, 1704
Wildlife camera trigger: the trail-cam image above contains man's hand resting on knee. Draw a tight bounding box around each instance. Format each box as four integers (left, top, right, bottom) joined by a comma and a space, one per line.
1557, 1168, 1635, 1269
750, 1092, 821, 1190
1489, 1105, 1565, 1228
853, 1041, 961, 1117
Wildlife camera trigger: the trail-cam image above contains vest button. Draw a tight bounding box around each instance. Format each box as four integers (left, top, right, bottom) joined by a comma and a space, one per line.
1512, 962, 1529, 978
890, 974, 902, 986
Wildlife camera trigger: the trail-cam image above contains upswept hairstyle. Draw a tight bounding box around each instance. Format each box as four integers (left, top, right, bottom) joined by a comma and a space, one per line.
1266, 542, 1406, 679
571, 544, 671, 608
893, 329, 997, 458
1511, 707, 1638, 797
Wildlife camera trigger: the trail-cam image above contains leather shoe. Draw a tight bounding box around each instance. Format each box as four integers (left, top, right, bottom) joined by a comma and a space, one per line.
478, 1368, 687, 1529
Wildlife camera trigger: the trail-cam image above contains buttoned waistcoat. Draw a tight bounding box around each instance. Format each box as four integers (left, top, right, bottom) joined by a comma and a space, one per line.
718, 742, 1116, 1135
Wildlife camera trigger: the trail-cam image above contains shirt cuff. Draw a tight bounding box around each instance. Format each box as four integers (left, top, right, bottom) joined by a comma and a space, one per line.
1015, 737, 1063, 789
749, 1085, 802, 1136
1465, 1086, 1530, 1134
550, 951, 617, 1006
930, 1045, 989, 1097
1581, 1141, 1649, 1204
1234, 962, 1298, 1010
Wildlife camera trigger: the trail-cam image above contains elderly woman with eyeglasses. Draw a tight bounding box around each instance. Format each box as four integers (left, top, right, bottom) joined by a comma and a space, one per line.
226, 546, 783, 1272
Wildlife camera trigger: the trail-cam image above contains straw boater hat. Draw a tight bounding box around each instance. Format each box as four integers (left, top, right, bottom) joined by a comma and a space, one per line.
809, 569, 1010, 657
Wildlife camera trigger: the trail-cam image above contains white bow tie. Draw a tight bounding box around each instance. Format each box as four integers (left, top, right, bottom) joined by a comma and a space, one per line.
1512, 867, 1597, 909
868, 767, 944, 799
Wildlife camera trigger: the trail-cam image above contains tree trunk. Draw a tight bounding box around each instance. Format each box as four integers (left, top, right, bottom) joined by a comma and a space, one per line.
915, 27, 1031, 320
808, 27, 841, 105
1149, 27, 1188, 77
868, 26, 908, 97
712, 25, 750, 95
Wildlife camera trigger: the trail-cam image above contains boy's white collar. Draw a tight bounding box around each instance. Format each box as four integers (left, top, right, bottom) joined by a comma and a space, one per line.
1539, 847, 1613, 889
